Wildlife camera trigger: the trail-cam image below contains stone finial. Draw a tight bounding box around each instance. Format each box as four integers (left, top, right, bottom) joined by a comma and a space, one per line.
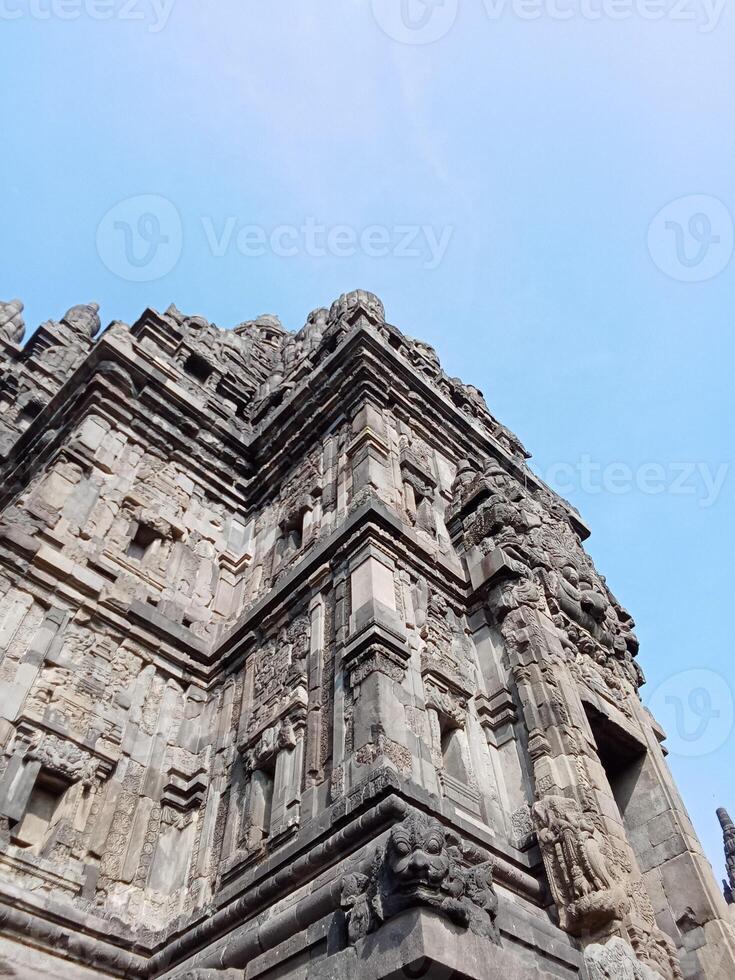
234, 313, 285, 343
61, 302, 100, 338
328, 290, 385, 328
298, 307, 328, 347
0, 299, 25, 344
717, 807, 735, 904
163, 303, 185, 324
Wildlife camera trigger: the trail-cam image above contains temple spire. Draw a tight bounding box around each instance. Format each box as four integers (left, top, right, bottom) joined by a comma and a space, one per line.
717, 807, 735, 904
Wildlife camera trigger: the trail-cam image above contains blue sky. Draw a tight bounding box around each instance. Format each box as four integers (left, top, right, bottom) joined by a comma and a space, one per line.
2, 2, 733, 880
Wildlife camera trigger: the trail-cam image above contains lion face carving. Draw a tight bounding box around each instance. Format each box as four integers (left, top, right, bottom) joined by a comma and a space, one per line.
384, 812, 453, 902
341, 808, 499, 945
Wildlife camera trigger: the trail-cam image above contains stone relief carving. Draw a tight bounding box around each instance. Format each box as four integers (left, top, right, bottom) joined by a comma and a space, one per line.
341, 809, 499, 945
424, 679, 467, 730
629, 924, 683, 980
26, 733, 101, 785
245, 615, 310, 737
450, 455, 644, 704
354, 733, 412, 779
24, 665, 73, 713
510, 803, 534, 848
5, 726, 103, 795
420, 590, 475, 686
585, 937, 665, 980
532, 795, 625, 934
240, 710, 303, 767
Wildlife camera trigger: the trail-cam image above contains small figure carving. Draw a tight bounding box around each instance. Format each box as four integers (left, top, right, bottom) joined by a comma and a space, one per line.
532, 795, 625, 934
298, 307, 328, 350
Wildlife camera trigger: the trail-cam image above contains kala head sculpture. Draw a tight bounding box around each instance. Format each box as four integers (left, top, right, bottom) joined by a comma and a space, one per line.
341, 808, 499, 945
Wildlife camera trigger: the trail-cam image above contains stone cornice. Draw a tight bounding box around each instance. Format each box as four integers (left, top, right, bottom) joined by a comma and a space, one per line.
214, 497, 468, 676
0, 312, 590, 696
1, 319, 590, 542
0, 783, 548, 978
0, 495, 469, 686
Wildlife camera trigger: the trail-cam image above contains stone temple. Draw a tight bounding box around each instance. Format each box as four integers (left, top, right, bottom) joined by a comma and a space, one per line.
0, 290, 732, 980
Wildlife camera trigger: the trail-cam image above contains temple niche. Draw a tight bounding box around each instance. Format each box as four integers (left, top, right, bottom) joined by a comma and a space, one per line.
0, 290, 732, 979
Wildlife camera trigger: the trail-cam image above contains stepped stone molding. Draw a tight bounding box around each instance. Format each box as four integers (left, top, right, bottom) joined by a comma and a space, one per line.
0, 291, 732, 978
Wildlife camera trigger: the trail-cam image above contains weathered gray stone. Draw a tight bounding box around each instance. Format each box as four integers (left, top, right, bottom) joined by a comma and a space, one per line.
585, 937, 663, 980
0, 292, 732, 979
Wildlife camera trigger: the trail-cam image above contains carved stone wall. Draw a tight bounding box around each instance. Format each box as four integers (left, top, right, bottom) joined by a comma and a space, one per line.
0, 292, 731, 979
